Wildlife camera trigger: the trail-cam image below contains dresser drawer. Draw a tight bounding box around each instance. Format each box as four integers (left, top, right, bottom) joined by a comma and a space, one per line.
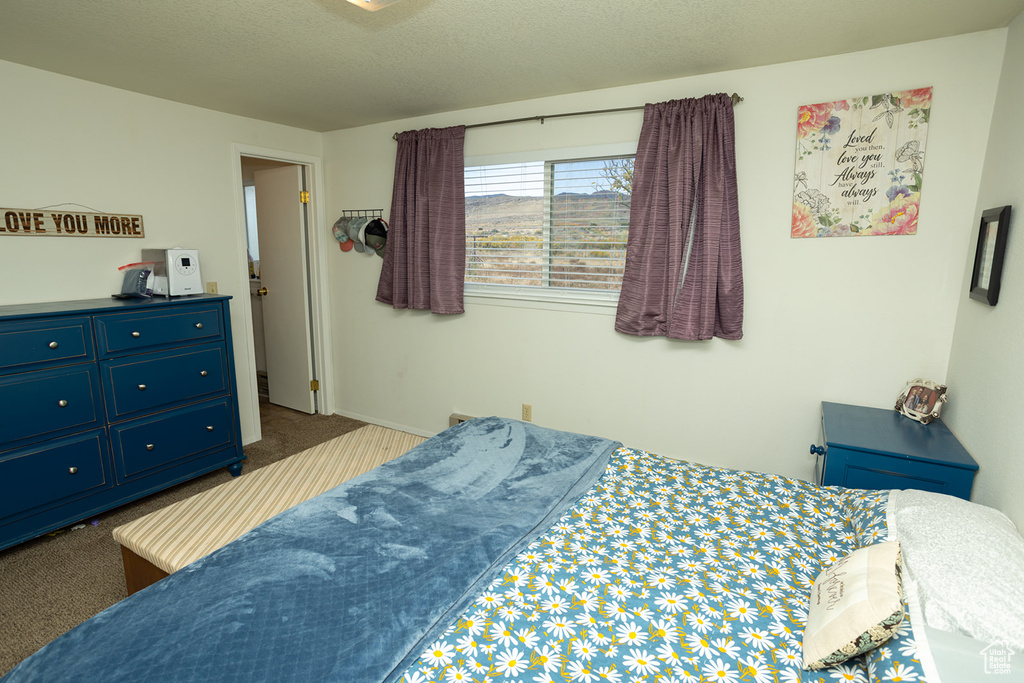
109, 398, 235, 483
0, 365, 104, 449
101, 344, 228, 422
0, 429, 112, 521
95, 305, 223, 358
0, 317, 94, 375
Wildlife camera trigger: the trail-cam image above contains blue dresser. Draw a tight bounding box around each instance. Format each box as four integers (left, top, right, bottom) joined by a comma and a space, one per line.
0, 295, 246, 552
814, 401, 977, 499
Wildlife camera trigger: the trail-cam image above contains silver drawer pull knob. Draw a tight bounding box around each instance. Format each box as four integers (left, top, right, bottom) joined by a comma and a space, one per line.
195, 322, 203, 329
131, 331, 141, 338
206, 425, 214, 432
200, 370, 208, 377
138, 384, 147, 391
58, 399, 68, 407
49, 341, 59, 349
146, 444, 154, 451
68, 467, 78, 475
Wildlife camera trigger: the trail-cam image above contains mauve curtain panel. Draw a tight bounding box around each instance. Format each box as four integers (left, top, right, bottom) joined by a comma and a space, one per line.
614, 94, 743, 340
376, 125, 467, 315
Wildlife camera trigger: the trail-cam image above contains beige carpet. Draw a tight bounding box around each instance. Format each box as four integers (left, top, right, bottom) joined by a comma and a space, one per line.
0, 411, 418, 676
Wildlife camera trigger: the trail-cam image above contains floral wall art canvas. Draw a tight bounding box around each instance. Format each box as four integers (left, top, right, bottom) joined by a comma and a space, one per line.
792, 87, 932, 238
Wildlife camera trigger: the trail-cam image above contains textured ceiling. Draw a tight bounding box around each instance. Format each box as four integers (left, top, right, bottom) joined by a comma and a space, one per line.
2, 0, 1022, 132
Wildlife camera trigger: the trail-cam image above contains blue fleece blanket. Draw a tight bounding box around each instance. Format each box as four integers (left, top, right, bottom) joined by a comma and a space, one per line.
3, 418, 617, 682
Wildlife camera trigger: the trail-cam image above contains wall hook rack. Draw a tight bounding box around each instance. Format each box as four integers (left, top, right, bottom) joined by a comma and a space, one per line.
339, 209, 384, 220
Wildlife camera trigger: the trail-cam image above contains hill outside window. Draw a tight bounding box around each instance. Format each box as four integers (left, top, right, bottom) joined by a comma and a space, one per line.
464, 154, 634, 305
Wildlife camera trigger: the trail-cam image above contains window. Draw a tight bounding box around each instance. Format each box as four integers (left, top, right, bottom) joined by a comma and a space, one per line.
243, 184, 260, 274
464, 154, 634, 304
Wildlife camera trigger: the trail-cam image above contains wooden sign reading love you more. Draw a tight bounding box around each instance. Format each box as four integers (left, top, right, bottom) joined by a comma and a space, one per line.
2, 208, 144, 238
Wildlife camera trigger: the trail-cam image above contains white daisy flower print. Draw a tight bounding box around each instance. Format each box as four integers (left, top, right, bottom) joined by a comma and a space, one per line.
726, 599, 756, 623
495, 647, 527, 677
615, 622, 647, 646
684, 633, 715, 659
422, 641, 454, 666
541, 597, 568, 614
514, 626, 538, 649
650, 618, 679, 641
827, 661, 867, 682
882, 662, 919, 681
702, 657, 739, 682
737, 655, 775, 683
655, 592, 686, 614
443, 666, 472, 683
686, 611, 713, 633
582, 568, 610, 585
572, 639, 597, 660
533, 644, 561, 672
491, 621, 515, 647
542, 617, 575, 639
454, 634, 479, 654
623, 648, 660, 675
566, 660, 599, 682
476, 592, 501, 608
738, 627, 774, 651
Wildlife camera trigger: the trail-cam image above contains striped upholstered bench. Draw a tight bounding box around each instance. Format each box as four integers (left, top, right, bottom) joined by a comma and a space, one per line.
113, 424, 426, 594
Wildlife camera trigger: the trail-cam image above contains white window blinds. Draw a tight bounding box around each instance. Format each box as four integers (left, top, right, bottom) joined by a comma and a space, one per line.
465, 155, 633, 299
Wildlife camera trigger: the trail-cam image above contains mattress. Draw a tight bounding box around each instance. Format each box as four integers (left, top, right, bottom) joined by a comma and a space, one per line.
7, 417, 1016, 682
395, 445, 924, 683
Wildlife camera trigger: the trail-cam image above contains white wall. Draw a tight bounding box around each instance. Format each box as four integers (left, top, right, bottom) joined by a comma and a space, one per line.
1, 30, 1010, 490
323, 31, 1006, 481
0, 61, 324, 444
945, 13, 1024, 529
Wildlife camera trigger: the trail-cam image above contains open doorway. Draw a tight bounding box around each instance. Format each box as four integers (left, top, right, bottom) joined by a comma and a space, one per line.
240, 154, 322, 433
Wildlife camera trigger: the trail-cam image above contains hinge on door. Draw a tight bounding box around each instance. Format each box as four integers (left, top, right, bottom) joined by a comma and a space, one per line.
310, 379, 319, 391
299, 191, 310, 204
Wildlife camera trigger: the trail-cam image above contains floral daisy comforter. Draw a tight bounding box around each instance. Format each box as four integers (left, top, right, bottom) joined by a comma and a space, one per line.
399, 446, 927, 683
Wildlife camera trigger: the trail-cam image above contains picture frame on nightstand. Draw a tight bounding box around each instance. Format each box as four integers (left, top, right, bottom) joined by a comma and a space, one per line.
895, 378, 947, 424
969, 205, 1011, 306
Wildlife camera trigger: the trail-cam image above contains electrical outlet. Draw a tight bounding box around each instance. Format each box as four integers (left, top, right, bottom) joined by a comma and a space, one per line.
205, 281, 218, 294
522, 403, 532, 422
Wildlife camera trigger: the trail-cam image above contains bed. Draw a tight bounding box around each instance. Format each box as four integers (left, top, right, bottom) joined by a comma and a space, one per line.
3, 417, 1022, 682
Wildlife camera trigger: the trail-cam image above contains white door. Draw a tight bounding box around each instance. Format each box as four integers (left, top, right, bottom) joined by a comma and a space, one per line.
254, 165, 316, 414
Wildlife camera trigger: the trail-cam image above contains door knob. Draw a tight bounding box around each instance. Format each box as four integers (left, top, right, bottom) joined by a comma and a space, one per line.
256, 287, 269, 297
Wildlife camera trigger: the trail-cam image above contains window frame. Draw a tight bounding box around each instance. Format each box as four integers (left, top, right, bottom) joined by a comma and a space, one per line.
464, 142, 637, 310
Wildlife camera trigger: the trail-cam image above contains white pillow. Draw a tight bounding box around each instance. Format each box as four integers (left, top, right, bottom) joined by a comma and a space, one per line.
802, 541, 904, 670
891, 489, 1024, 650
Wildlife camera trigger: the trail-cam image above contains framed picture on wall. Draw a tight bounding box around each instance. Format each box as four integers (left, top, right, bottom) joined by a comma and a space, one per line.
969, 205, 1011, 306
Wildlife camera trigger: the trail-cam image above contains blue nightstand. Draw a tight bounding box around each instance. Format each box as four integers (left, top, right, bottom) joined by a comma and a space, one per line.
813, 401, 978, 499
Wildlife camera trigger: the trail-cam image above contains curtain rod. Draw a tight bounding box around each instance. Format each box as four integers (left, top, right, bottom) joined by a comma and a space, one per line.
392, 92, 743, 140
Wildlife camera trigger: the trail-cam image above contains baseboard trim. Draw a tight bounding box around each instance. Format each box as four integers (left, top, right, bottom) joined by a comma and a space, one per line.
329, 411, 437, 439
